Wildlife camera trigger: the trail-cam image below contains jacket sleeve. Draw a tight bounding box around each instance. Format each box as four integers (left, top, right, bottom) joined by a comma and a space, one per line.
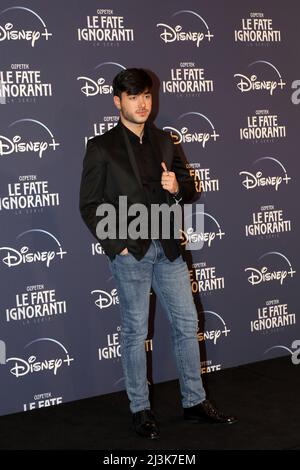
170, 140, 197, 204
79, 139, 127, 258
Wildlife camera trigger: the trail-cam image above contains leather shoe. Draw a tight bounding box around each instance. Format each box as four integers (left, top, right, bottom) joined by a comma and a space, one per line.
184, 399, 237, 424
132, 409, 160, 439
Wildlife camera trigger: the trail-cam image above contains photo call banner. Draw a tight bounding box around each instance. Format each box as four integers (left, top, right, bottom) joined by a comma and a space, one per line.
0, 0, 299, 416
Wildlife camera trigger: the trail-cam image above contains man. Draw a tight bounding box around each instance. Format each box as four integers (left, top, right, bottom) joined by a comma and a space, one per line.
80, 68, 237, 440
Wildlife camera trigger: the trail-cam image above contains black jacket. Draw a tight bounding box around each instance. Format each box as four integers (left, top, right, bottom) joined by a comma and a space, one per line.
79, 121, 196, 260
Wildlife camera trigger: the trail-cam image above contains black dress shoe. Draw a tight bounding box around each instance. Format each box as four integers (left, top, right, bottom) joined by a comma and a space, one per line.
132, 409, 160, 440
184, 400, 237, 424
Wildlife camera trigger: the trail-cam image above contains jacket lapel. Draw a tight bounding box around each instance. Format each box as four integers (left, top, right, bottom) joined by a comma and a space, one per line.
147, 124, 172, 170
147, 124, 172, 205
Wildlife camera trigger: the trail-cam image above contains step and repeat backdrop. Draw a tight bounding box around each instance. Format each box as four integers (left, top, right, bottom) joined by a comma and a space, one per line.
0, 0, 299, 415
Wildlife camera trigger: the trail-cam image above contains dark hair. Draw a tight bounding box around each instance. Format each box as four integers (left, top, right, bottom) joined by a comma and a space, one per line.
112, 68, 153, 97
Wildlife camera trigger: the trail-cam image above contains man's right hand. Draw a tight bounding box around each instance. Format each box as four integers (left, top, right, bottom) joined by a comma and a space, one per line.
119, 247, 129, 256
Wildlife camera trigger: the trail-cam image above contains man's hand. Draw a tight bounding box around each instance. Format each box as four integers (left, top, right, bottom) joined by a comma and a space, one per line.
161, 162, 179, 194
119, 247, 129, 256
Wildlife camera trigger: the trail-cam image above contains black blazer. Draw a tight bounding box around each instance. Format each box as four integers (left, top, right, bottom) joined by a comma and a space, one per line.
79, 121, 196, 260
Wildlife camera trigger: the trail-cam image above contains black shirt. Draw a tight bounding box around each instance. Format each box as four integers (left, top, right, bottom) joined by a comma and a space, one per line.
122, 123, 181, 260
125, 124, 166, 206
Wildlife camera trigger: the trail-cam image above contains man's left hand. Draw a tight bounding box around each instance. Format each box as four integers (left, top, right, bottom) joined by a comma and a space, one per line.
161, 161, 179, 194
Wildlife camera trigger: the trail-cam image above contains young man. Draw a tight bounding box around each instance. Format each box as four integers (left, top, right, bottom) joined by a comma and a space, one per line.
80, 68, 237, 440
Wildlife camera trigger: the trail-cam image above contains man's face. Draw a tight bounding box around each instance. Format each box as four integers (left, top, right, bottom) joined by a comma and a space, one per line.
114, 89, 152, 125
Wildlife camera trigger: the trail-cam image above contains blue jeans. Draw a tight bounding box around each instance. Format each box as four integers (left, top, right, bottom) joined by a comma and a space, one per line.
110, 239, 206, 413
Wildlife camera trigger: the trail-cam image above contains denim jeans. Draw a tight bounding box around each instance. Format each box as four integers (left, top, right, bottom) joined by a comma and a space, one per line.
110, 239, 206, 413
